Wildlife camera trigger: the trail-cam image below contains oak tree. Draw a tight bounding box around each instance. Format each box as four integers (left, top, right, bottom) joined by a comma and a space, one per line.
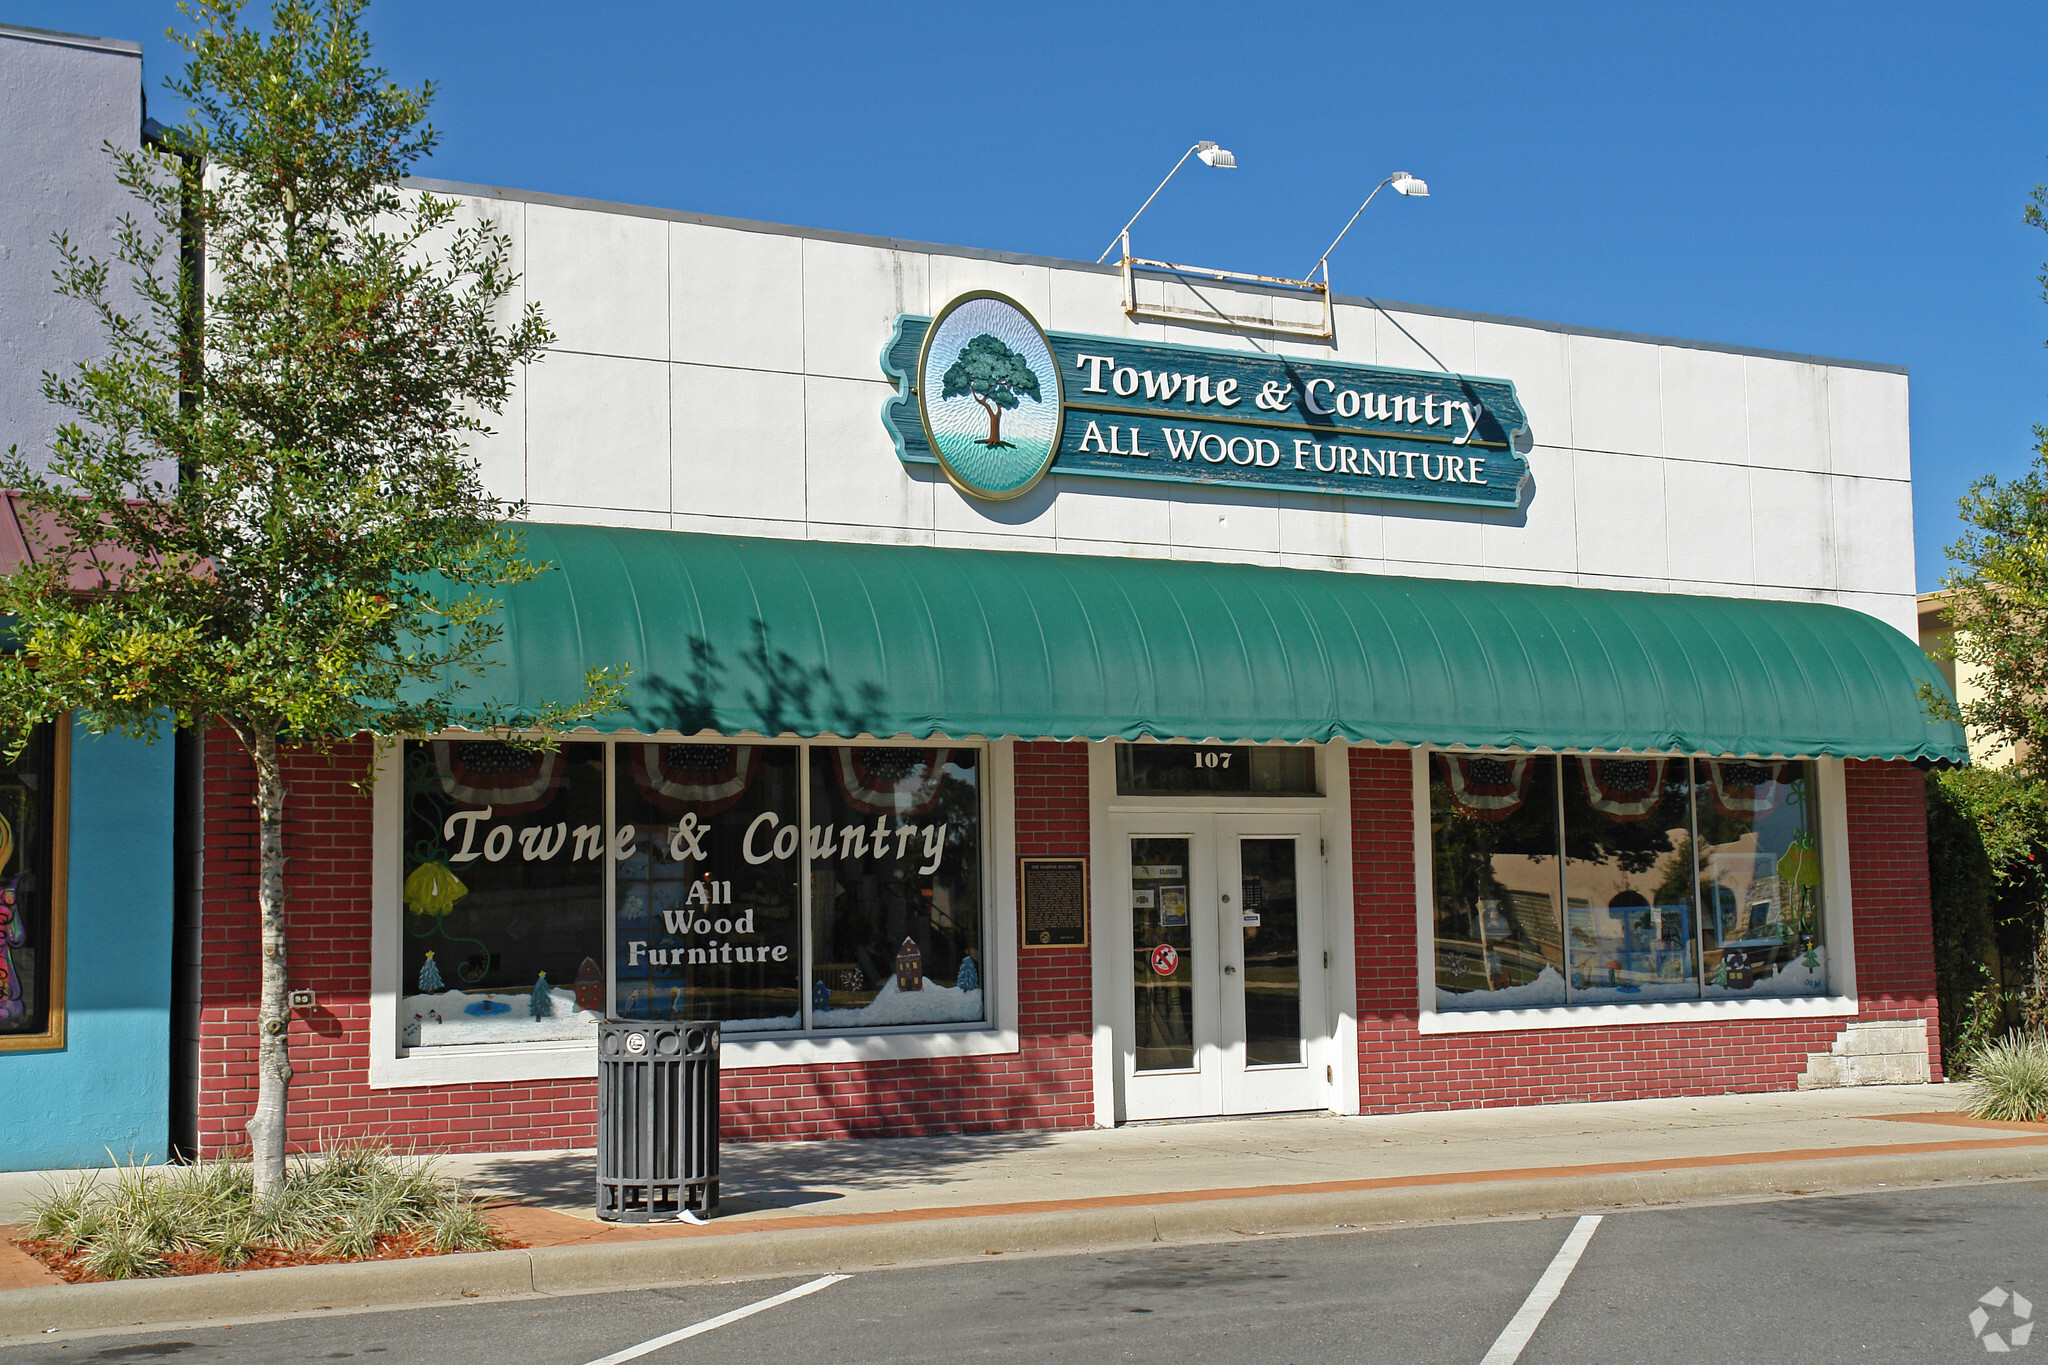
941, 333, 1041, 448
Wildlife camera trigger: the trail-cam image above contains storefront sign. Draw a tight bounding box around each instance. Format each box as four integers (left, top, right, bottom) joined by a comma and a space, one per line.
883, 292, 1531, 506
1020, 856, 1089, 948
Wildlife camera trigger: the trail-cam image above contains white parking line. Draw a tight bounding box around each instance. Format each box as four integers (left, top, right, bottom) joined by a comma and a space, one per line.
1479, 1215, 1603, 1365
579, 1273, 851, 1365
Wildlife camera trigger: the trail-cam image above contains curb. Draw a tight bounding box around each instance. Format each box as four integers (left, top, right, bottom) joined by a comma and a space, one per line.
6, 1144, 2047, 1339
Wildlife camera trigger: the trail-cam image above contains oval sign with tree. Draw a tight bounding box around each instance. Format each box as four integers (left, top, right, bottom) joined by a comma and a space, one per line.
916, 291, 1064, 499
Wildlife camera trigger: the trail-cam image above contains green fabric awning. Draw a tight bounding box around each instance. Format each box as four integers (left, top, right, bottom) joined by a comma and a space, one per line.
452, 523, 1965, 763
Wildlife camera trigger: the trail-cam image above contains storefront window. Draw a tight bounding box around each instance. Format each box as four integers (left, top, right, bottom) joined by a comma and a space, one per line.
1431, 754, 1566, 1008
613, 745, 802, 1031
0, 725, 58, 1043
1562, 757, 1696, 1004
400, 740, 606, 1046
1696, 760, 1825, 997
1430, 750, 1829, 1011
808, 747, 984, 1029
398, 738, 989, 1050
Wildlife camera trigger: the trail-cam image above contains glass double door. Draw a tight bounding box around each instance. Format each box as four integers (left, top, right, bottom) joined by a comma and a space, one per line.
1115, 813, 1326, 1121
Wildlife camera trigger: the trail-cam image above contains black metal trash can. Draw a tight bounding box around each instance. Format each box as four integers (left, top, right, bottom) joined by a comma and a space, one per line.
596, 1019, 719, 1221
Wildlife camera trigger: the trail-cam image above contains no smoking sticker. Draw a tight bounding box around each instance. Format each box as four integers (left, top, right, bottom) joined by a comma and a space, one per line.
1150, 943, 1179, 976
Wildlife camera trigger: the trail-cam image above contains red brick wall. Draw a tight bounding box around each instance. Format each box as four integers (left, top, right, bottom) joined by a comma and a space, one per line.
1349, 749, 1942, 1113
195, 735, 1097, 1156
1841, 758, 1945, 1079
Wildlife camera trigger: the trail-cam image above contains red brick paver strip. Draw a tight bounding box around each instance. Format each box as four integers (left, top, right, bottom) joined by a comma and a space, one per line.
486, 1131, 2048, 1250
0, 1228, 65, 1290
1866, 1112, 2048, 1134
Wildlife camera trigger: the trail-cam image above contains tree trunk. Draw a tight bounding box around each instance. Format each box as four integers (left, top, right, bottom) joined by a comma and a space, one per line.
245, 724, 293, 1197
986, 405, 1002, 447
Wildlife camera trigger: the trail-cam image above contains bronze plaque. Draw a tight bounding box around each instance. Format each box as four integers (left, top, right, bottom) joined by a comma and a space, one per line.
1019, 857, 1089, 949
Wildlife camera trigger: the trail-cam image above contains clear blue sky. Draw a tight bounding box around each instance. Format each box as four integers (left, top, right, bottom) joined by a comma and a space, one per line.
18, 0, 2048, 592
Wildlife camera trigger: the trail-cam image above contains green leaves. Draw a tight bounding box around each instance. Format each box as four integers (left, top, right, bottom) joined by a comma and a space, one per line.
0, 0, 620, 757
940, 332, 1042, 413
1939, 163, 2048, 778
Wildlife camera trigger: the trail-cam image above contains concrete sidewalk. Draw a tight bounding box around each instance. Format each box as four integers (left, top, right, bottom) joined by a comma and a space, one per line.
6, 1083, 2048, 1340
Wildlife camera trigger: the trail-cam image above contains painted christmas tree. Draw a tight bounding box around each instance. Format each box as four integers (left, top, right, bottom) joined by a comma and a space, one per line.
418, 951, 444, 993
956, 951, 979, 993
530, 972, 555, 1020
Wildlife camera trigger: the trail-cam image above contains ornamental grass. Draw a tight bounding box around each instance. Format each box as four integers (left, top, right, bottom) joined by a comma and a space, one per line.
21, 1141, 505, 1281
1964, 1032, 2048, 1124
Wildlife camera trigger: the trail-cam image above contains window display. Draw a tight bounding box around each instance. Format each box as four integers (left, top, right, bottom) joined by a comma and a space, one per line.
400, 740, 607, 1046
1430, 754, 1566, 1008
808, 747, 984, 1029
1431, 751, 1827, 1011
1695, 759, 1826, 997
0, 725, 57, 1042
399, 738, 988, 1050
1562, 757, 1696, 1004
613, 744, 802, 1031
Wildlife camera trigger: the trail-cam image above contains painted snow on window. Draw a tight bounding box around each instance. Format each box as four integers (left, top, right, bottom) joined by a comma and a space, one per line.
1436, 964, 1567, 1012
724, 1012, 800, 1032
816, 976, 984, 1029
404, 985, 599, 1047
1565, 977, 1705, 1006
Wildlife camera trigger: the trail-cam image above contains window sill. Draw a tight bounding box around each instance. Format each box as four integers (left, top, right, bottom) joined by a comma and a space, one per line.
1416, 994, 1858, 1035
368, 1027, 1020, 1089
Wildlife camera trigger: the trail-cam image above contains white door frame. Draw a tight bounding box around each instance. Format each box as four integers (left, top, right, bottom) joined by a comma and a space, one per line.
1086, 740, 1357, 1125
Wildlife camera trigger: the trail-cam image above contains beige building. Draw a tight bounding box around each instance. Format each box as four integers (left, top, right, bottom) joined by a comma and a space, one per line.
1917, 590, 2018, 767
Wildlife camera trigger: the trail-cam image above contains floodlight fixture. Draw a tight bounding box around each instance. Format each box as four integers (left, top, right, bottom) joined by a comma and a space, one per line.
1304, 171, 1431, 279
1098, 140, 1239, 263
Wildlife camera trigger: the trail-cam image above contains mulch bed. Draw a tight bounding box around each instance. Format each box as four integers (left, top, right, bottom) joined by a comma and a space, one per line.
11, 1226, 527, 1284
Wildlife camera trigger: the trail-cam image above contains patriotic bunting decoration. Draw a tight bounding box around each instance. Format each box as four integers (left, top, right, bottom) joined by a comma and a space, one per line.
1439, 754, 1532, 821
626, 743, 758, 815
1705, 760, 1785, 818
1578, 756, 1668, 821
834, 747, 949, 816
431, 740, 566, 817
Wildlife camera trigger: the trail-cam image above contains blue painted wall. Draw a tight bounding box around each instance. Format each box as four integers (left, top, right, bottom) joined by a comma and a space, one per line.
0, 721, 175, 1170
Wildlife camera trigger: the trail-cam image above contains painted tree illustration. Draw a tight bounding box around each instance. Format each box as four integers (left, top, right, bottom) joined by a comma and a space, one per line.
942, 333, 1042, 448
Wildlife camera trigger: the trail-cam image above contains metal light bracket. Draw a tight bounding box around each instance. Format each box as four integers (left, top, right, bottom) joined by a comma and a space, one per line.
1115, 231, 1335, 341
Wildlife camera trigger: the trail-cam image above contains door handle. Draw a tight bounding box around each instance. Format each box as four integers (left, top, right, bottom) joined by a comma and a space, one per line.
1224, 965, 1237, 975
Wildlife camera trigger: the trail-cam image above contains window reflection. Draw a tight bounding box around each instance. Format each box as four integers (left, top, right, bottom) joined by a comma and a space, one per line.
1430, 750, 1830, 1011
1431, 755, 1565, 1008
1562, 758, 1696, 1003
1695, 760, 1825, 997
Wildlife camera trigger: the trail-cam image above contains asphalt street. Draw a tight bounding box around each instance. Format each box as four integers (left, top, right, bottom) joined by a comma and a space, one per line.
5, 1181, 2044, 1365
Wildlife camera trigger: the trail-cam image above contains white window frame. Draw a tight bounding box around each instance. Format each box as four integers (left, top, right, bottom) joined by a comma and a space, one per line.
368, 734, 1019, 1088
1411, 747, 1858, 1035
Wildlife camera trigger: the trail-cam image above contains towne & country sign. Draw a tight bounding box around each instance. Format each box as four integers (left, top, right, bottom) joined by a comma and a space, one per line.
882, 292, 1532, 506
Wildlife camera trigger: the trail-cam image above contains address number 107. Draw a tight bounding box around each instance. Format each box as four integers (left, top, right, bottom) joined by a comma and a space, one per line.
1194, 749, 1233, 769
